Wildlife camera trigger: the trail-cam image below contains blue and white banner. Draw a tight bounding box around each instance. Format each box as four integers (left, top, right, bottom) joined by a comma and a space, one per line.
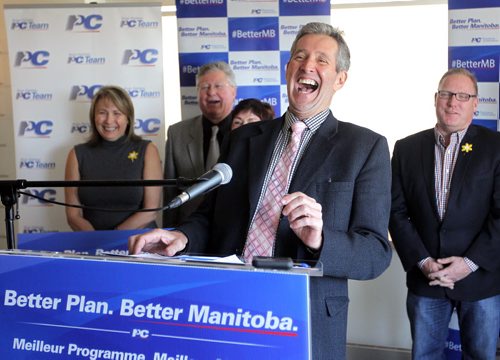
447, 1, 500, 357
448, 0, 499, 131
444, 309, 461, 360
175, 0, 330, 120
4, 3, 165, 234
0, 252, 311, 359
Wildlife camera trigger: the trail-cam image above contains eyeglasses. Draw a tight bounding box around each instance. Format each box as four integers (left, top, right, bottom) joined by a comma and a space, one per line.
198, 83, 231, 92
437, 90, 477, 102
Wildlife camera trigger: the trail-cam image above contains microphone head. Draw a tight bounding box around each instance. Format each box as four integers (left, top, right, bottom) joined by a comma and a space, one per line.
213, 163, 233, 185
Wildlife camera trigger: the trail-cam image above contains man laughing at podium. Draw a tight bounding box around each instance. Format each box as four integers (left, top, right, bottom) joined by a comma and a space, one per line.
129, 22, 392, 360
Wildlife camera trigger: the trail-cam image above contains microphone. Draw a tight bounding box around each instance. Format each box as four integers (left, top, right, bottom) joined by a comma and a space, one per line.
167, 163, 233, 209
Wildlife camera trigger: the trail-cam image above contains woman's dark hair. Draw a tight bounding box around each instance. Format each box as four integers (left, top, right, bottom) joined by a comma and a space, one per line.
231, 98, 275, 122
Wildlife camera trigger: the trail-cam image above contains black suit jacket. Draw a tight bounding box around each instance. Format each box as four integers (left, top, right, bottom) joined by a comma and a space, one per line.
177, 112, 392, 360
390, 125, 500, 301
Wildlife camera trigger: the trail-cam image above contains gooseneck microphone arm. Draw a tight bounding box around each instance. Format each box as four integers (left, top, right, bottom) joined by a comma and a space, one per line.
0, 178, 198, 251
1, 178, 197, 189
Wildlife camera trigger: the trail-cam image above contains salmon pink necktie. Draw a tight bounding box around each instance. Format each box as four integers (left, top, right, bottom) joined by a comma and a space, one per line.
243, 121, 306, 262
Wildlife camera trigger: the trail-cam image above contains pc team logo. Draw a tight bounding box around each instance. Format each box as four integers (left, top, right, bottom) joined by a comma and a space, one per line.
10, 18, 49, 31
67, 53, 106, 65
127, 87, 161, 99
66, 14, 103, 31
122, 49, 159, 66
16, 89, 53, 101
69, 84, 103, 102
120, 17, 160, 29
13, 50, 49, 68
19, 158, 56, 170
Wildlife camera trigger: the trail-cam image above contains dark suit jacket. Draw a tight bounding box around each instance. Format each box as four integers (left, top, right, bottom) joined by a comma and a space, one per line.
178, 112, 392, 360
163, 115, 213, 228
163, 116, 231, 227
390, 125, 500, 301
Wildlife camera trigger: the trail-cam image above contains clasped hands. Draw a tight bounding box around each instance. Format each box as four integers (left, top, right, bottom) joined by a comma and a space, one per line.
422, 256, 472, 290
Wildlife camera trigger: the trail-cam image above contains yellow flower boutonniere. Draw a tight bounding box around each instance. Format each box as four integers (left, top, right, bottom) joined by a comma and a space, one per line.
461, 143, 473, 154
128, 150, 139, 162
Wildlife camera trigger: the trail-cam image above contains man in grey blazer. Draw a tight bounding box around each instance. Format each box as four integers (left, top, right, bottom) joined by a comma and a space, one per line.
131, 22, 392, 359
163, 61, 236, 227
390, 68, 500, 359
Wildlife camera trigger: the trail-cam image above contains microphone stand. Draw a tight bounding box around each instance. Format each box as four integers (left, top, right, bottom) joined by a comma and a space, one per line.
0, 178, 198, 250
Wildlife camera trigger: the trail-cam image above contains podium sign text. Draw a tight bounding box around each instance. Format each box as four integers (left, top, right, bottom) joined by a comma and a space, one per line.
0, 252, 311, 359
18, 230, 144, 255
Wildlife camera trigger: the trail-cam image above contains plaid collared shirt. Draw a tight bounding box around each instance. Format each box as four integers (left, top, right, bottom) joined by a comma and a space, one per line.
434, 126, 467, 220
418, 126, 478, 272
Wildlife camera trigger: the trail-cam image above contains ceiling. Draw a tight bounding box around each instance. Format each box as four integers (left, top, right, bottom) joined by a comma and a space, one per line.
2, 0, 444, 7
3, 0, 176, 5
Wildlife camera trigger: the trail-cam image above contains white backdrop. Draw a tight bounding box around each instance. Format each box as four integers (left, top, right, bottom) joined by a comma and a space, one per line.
4, 3, 165, 234
446, 1, 499, 358
449, 0, 499, 131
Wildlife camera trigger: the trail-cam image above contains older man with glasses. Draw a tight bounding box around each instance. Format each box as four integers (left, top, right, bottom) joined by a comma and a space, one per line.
163, 61, 237, 228
390, 68, 500, 360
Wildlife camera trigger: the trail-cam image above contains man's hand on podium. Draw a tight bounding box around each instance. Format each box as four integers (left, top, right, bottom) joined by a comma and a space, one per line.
128, 228, 188, 257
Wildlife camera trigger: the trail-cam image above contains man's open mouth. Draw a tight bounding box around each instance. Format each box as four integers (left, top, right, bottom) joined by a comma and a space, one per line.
298, 78, 319, 92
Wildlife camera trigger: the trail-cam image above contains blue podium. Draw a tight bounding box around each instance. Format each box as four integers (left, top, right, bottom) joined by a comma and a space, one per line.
0, 250, 315, 359
17, 229, 145, 256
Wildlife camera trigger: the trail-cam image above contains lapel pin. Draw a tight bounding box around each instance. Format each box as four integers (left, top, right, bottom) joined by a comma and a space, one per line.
128, 150, 139, 162
461, 143, 473, 154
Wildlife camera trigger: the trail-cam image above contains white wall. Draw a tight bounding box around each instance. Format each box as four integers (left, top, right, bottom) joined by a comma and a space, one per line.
161, 11, 181, 130
331, 2, 448, 152
348, 255, 411, 349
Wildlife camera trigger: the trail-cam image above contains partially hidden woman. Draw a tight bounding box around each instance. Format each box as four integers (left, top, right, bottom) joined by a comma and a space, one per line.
65, 85, 163, 231
230, 98, 275, 131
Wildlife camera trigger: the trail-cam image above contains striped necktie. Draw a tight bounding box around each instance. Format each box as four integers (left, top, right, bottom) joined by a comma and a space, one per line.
206, 125, 220, 171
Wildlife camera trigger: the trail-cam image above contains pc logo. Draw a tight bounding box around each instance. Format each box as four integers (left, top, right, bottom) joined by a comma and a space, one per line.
14, 51, 49, 67
122, 49, 158, 65
66, 14, 103, 31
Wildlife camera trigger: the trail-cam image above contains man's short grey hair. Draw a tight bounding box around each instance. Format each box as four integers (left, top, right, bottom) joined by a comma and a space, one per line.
290, 22, 351, 73
438, 68, 478, 95
196, 61, 236, 88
